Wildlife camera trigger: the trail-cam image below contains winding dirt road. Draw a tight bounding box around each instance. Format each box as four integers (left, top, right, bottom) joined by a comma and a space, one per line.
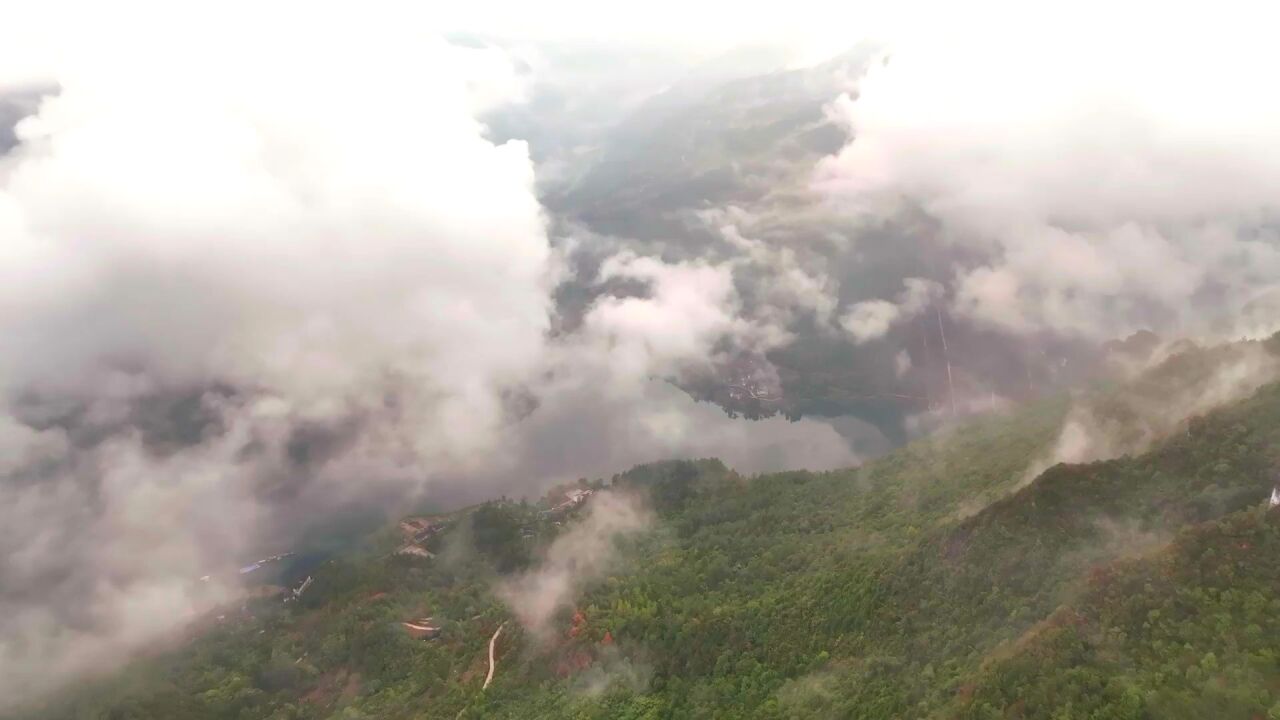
483, 622, 506, 690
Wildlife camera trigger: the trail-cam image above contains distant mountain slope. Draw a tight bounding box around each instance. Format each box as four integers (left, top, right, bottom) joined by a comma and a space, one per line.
947, 507, 1280, 719
543, 48, 872, 239
23, 338, 1280, 720
795, 380, 1280, 718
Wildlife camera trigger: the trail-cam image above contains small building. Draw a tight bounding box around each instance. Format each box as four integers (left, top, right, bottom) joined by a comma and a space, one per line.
396, 544, 435, 559
283, 576, 314, 604
547, 488, 594, 515
399, 518, 431, 535
400, 518, 442, 540
402, 617, 442, 639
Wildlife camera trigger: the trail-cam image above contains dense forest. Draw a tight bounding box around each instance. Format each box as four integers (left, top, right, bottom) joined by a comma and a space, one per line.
19, 339, 1280, 720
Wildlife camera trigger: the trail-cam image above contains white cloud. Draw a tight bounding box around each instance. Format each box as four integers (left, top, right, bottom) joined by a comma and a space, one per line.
840, 299, 899, 343
715, 214, 840, 333
586, 252, 753, 383
839, 277, 939, 343
0, 11, 557, 702
816, 2, 1280, 340
893, 350, 911, 378
0, 5, 866, 706
498, 490, 650, 638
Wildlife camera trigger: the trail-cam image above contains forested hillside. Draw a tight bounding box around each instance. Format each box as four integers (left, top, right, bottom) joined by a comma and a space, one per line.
22, 341, 1280, 720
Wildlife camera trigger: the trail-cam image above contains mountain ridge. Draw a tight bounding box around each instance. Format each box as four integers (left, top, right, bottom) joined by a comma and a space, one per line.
19, 336, 1280, 720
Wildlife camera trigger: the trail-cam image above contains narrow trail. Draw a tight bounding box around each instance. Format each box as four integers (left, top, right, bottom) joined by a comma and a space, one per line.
483, 622, 506, 690
935, 304, 956, 415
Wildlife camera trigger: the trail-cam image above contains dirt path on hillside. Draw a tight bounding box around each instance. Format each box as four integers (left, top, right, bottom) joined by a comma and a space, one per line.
483, 622, 506, 690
